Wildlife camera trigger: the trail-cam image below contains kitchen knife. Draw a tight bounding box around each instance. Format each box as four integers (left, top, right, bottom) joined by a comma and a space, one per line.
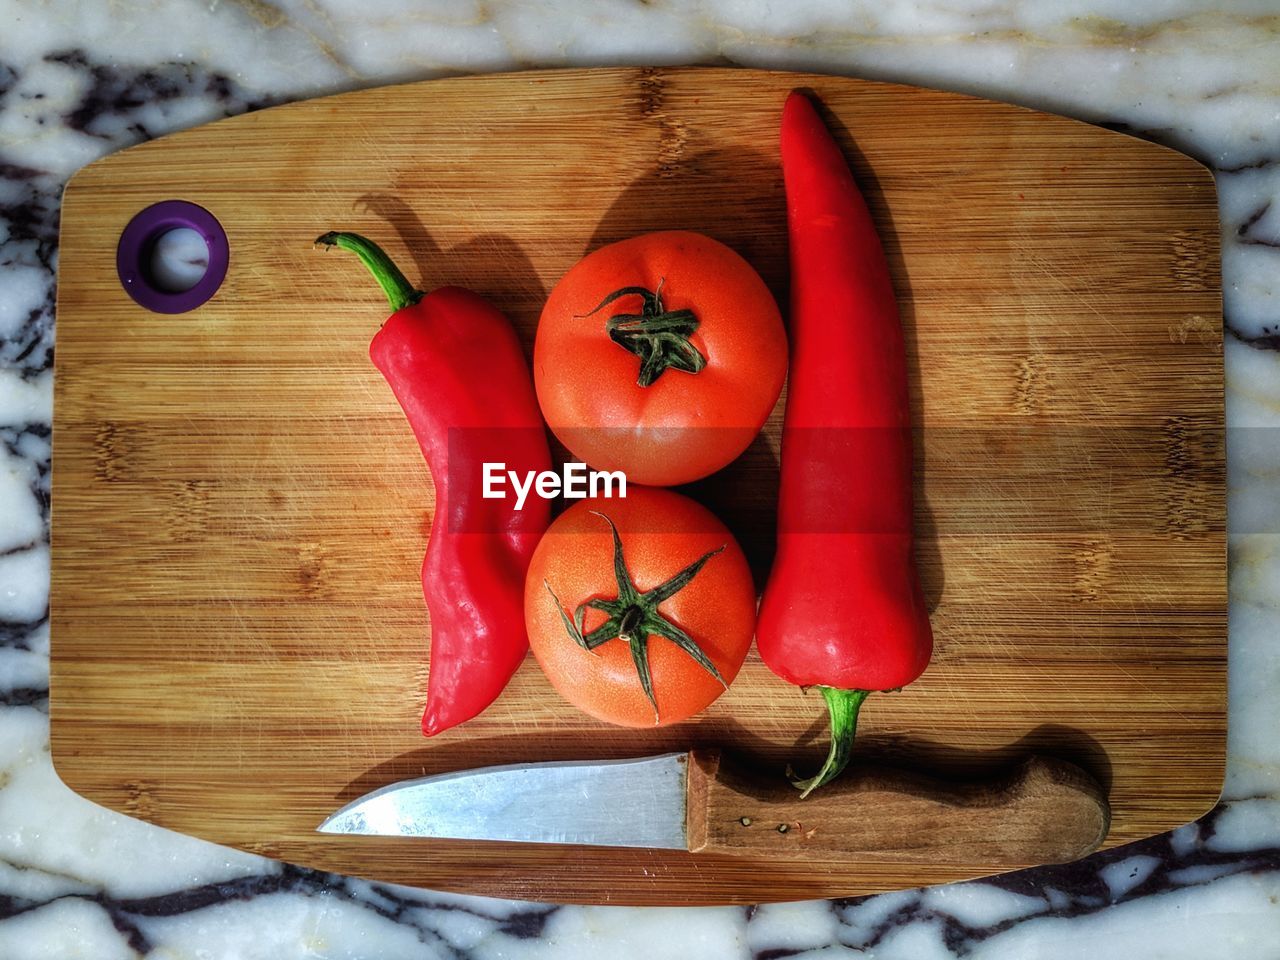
319, 750, 1110, 865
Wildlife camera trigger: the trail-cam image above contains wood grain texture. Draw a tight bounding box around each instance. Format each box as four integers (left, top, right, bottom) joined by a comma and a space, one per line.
49, 67, 1225, 906
687, 751, 1110, 865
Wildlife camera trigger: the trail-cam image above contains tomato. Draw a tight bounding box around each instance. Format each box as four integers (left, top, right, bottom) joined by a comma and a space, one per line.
524, 487, 756, 727
534, 231, 787, 486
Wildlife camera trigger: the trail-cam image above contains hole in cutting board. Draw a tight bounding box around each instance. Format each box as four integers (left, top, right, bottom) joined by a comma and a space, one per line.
116, 200, 229, 313
146, 227, 208, 293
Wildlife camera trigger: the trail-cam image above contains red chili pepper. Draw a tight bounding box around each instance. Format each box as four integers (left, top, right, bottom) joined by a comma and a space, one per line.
316, 232, 551, 736
756, 93, 934, 796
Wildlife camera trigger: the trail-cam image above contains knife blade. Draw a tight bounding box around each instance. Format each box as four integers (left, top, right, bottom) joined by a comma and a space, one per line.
319, 752, 690, 849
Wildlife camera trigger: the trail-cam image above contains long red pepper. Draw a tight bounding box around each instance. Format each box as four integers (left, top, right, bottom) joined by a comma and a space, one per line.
316, 232, 551, 736
756, 93, 933, 796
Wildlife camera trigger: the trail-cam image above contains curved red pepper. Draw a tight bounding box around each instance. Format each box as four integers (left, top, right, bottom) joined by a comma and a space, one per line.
316, 232, 551, 736
756, 93, 933, 796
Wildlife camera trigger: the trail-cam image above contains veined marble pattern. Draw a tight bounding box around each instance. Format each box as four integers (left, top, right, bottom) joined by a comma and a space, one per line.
2, 1, 1279, 956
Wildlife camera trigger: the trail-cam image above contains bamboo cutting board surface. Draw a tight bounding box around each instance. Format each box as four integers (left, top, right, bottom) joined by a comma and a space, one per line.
49, 67, 1225, 906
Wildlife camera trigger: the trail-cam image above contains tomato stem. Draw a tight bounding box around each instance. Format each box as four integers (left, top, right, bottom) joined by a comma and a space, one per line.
543, 510, 726, 722
581, 282, 707, 387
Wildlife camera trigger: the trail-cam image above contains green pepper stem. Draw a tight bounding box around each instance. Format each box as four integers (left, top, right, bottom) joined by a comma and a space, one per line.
791, 686, 870, 799
315, 231, 424, 312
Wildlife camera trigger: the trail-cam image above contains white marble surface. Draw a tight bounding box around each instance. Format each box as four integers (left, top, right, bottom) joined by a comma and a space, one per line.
2, 1, 1279, 956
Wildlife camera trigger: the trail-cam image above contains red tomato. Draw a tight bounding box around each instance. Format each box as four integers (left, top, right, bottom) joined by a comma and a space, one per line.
534, 231, 787, 486
524, 487, 756, 727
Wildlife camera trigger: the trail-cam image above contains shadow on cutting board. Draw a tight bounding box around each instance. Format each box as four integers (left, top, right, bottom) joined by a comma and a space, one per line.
356, 191, 548, 358
722, 717, 1115, 800
331, 721, 1111, 811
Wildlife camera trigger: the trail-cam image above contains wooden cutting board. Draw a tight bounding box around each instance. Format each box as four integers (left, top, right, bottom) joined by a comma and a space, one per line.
49, 67, 1226, 906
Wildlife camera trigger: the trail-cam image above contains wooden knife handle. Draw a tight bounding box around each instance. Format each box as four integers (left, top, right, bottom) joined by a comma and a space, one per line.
685, 750, 1110, 865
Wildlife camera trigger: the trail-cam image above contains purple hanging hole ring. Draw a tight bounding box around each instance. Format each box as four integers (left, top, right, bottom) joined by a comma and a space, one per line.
116, 200, 229, 313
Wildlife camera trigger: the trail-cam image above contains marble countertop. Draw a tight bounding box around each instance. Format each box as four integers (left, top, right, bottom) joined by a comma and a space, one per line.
2, 1, 1278, 956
